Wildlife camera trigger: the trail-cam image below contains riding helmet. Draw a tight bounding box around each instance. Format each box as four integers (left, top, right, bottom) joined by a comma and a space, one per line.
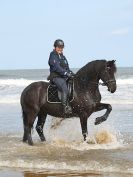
54, 39, 64, 48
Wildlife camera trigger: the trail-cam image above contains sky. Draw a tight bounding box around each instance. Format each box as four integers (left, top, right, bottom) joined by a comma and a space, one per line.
0, 0, 133, 69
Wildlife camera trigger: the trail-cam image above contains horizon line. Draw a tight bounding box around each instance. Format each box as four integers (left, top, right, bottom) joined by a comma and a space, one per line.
0, 66, 133, 71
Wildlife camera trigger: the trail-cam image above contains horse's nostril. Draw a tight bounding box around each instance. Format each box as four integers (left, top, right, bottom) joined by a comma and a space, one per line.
111, 87, 116, 93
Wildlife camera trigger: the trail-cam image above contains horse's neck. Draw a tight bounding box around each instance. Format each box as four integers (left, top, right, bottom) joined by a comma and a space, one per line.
74, 75, 100, 91
74, 61, 102, 91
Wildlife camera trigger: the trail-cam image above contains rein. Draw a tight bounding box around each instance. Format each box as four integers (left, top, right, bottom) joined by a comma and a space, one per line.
89, 81, 105, 86
89, 80, 116, 87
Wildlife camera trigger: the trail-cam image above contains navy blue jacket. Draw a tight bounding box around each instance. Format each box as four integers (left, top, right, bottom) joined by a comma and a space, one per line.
48, 50, 70, 79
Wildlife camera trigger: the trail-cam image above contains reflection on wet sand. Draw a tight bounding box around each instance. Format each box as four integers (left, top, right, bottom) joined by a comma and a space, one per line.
23, 171, 133, 177
23, 171, 100, 177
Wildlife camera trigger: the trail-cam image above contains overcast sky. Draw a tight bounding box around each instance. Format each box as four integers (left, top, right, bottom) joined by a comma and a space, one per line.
0, 0, 133, 69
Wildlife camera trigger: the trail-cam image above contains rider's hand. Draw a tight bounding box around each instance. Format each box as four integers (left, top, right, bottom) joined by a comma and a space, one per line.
66, 71, 74, 78
69, 70, 75, 76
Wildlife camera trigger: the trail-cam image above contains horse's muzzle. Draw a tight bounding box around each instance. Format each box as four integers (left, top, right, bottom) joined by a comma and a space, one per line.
108, 82, 117, 93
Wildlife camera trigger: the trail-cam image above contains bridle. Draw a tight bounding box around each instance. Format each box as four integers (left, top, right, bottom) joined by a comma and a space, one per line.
89, 67, 116, 87
102, 66, 116, 86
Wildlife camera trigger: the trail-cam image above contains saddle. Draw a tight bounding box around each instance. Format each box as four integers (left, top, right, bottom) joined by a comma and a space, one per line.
47, 79, 74, 103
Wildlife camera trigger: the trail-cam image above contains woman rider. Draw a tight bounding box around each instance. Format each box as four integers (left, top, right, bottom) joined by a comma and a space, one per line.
48, 39, 74, 114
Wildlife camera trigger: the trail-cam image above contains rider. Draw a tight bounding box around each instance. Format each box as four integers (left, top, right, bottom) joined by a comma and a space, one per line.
48, 39, 74, 114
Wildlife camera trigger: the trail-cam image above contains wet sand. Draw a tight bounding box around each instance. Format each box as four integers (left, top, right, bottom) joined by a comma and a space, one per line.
0, 169, 133, 177
0, 169, 99, 177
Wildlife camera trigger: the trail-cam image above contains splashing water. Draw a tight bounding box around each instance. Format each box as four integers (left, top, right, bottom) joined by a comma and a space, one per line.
48, 117, 123, 151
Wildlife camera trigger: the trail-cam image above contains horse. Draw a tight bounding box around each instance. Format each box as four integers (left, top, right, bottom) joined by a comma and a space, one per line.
20, 60, 117, 145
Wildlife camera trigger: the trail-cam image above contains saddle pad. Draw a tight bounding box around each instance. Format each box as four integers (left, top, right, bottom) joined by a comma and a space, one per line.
47, 83, 74, 103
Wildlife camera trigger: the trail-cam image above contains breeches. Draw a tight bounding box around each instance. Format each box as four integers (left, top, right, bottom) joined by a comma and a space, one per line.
52, 77, 69, 96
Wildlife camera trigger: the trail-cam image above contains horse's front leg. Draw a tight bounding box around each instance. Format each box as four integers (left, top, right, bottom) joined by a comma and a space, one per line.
94, 103, 112, 125
80, 116, 88, 141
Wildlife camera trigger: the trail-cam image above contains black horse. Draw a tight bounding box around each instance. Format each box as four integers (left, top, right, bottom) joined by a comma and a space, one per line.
21, 60, 117, 145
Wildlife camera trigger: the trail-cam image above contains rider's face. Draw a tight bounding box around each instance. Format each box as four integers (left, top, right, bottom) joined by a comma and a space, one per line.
55, 47, 64, 54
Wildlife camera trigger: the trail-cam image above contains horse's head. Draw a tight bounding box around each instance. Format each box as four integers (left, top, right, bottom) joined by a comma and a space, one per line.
100, 60, 117, 93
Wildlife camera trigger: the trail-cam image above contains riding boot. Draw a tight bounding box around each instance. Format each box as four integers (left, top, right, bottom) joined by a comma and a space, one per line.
66, 99, 72, 114
62, 93, 72, 114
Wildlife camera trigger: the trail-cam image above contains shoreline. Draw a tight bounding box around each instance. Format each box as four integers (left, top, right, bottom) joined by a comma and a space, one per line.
1, 168, 133, 177
0, 169, 100, 177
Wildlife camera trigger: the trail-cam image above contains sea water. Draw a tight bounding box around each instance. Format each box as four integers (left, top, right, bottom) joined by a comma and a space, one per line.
0, 68, 133, 175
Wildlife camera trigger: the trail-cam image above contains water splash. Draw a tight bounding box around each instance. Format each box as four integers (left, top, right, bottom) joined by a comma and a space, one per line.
48, 116, 124, 151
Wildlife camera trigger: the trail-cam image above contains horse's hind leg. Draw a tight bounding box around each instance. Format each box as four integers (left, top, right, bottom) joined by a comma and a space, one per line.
94, 103, 112, 125
23, 110, 38, 145
36, 113, 47, 141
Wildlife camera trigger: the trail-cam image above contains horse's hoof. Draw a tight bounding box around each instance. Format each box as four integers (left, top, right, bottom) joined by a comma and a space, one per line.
95, 121, 101, 125
85, 141, 89, 144
94, 117, 102, 125
23, 139, 28, 143
95, 116, 107, 125
23, 135, 28, 142
28, 142, 34, 146
28, 139, 34, 146
41, 137, 46, 142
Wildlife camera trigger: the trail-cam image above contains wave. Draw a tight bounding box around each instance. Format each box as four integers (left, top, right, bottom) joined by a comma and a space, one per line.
0, 78, 47, 87
117, 78, 133, 85
0, 79, 49, 103
0, 78, 133, 87
0, 95, 19, 104
0, 160, 133, 174
0, 78, 133, 104
0, 78, 133, 88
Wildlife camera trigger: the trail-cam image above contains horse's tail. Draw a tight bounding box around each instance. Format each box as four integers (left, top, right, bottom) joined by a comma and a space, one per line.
22, 108, 30, 142
22, 109, 28, 128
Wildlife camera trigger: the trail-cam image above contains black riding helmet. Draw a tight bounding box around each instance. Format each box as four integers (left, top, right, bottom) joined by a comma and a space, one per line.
54, 39, 64, 48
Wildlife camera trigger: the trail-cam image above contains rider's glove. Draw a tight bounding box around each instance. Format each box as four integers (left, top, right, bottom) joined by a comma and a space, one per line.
65, 71, 74, 78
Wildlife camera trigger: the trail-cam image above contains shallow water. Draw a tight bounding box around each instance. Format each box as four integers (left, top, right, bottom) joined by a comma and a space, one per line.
0, 103, 133, 175
0, 68, 133, 175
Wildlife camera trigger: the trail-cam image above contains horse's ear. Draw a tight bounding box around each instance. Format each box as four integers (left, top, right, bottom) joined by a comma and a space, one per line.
112, 60, 116, 63
107, 60, 116, 67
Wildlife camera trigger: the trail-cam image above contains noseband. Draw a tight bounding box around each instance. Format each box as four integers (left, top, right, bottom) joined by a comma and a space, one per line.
101, 67, 116, 86
103, 79, 116, 86
89, 79, 116, 87
89, 67, 116, 87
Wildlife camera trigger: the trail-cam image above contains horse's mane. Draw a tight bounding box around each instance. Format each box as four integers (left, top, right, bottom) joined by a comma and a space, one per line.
75, 60, 117, 84
76, 60, 105, 79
